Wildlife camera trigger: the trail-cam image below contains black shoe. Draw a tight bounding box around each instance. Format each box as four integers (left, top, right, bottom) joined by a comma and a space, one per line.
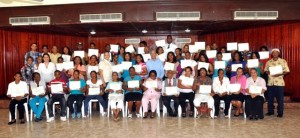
35, 117, 43, 122
249, 115, 253, 120
20, 120, 25, 124
182, 113, 186, 118
8, 120, 16, 125
265, 112, 274, 116
254, 115, 259, 120
172, 113, 178, 117
277, 114, 283, 118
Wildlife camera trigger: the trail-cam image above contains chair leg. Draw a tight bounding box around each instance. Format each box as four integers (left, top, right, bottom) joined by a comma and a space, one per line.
178, 106, 182, 118
45, 103, 49, 120
88, 101, 92, 117
107, 100, 110, 118
228, 103, 232, 119
125, 102, 128, 117
156, 101, 160, 117
24, 103, 29, 122
194, 107, 197, 118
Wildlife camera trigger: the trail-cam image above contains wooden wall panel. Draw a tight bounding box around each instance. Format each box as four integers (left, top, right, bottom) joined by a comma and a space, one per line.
199, 23, 300, 101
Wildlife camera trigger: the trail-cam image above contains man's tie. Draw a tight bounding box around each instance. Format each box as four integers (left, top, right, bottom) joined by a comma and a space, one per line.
168, 44, 170, 49
168, 79, 172, 86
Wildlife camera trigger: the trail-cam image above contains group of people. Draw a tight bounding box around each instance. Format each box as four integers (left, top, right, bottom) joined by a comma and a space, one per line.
7, 35, 290, 125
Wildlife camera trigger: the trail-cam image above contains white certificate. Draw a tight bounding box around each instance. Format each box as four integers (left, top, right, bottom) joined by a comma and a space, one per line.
228, 84, 241, 92
62, 54, 71, 62
181, 60, 192, 68
238, 43, 249, 52
206, 50, 217, 58
214, 61, 226, 69
88, 88, 100, 95
32, 86, 45, 95
121, 61, 132, 70
189, 45, 198, 53
158, 54, 166, 62
74, 51, 85, 58
88, 66, 99, 74
247, 59, 259, 68
146, 80, 158, 88
51, 83, 63, 93
195, 42, 205, 50
110, 44, 119, 53
227, 42, 238, 51
249, 85, 263, 94
128, 80, 139, 88
155, 39, 166, 47
198, 62, 209, 70
63, 62, 74, 70
164, 62, 175, 71
88, 49, 99, 57
142, 54, 151, 61
181, 77, 194, 86
110, 83, 122, 91
69, 81, 81, 90
269, 65, 283, 75
133, 65, 142, 73
112, 64, 123, 73
165, 87, 178, 95
138, 47, 145, 54
125, 45, 135, 53
259, 51, 269, 59
222, 53, 232, 61
100, 53, 112, 61
231, 64, 243, 72
199, 85, 211, 94
56, 63, 64, 71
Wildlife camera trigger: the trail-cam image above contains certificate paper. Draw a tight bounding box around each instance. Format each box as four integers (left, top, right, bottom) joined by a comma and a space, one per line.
228, 84, 241, 92
181, 77, 194, 86
110, 83, 122, 91
259, 51, 269, 59
69, 81, 81, 90
110, 44, 119, 53
63, 62, 74, 70
227, 42, 238, 51
51, 83, 63, 93
88, 88, 100, 95
249, 85, 263, 94
142, 54, 151, 61
199, 85, 211, 94
198, 62, 209, 70
112, 64, 123, 73
181, 60, 192, 68
121, 61, 132, 70
74, 51, 85, 58
247, 59, 259, 68
88, 49, 99, 57
214, 61, 226, 69
125, 45, 135, 53
269, 65, 283, 75
133, 65, 142, 73
62, 54, 71, 62
164, 62, 175, 71
146, 80, 158, 88
206, 50, 217, 58
138, 47, 145, 54
128, 80, 139, 88
158, 54, 166, 62
155, 40, 166, 47
195, 42, 205, 50
56, 63, 64, 71
222, 53, 232, 61
32, 86, 45, 95
238, 43, 249, 52
88, 66, 99, 74
189, 45, 198, 53
231, 64, 243, 72
165, 87, 178, 95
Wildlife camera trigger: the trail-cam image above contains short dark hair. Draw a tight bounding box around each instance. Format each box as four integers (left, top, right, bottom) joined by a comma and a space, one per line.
149, 70, 157, 77
140, 41, 147, 46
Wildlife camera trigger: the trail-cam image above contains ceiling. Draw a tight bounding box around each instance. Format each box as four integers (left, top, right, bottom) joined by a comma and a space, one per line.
1, 20, 295, 37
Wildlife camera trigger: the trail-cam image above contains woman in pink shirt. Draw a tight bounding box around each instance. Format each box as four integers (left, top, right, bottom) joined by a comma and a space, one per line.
135, 54, 148, 80
230, 67, 246, 117
68, 56, 86, 80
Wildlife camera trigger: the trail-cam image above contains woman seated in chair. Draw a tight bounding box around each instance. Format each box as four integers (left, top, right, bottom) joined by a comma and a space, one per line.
7, 72, 29, 125
84, 71, 107, 118
67, 70, 86, 119
245, 68, 267, 120
142, 70, 162, 118
229, 67, 246, 117
122, 67, 143, 118
106, 72, 124, 121
193, 68, 214, 118
162, 71, 179, 117
29, 72, 47, 122
212, 69, 231, 118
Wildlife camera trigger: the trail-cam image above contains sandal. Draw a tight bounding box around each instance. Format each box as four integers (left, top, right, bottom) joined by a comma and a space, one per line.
150, 112, 155, 118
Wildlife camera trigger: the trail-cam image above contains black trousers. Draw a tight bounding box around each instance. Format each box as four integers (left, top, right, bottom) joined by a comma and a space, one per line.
213, 94, 231, 116
67, 94, 85, 114
162, 95, 179, 115
245, 95, 264, 118
9, 98, 27, 120
179, 92, 195, 113
47, 94, 66, 117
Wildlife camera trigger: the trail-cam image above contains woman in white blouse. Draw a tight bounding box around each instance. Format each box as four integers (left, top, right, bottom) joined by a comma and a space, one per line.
245, 68, 267, 120
38, 54, 56, 83
212, 69, 231, 118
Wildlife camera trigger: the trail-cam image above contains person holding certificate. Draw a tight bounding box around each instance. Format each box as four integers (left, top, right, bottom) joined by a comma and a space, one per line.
47, 70, 68, 122
156, 46, 164, 56
146, 50, 164, 79
21, 56, 35, 84
178, 67, 195, 117
7, 72, 29, 125
228, 51, 246, 77
142, 70, 162, 118
49, 46, 61, 64
121, 52, 136, 80
34, 56, 43, 72
135, 54, 148, 79
105, 72, 124, 121
57, 57, 70, 83
193, 68, 214, 118
38, 54, 56, 83
62, 46, 72, 61
72, 42, 88, 64
84, 71, 107, 117
198, 54, 214, 78
229, 67, 247, 117
29, 73, 47, 122
112, 54, 122, 79
99, 52, 113, 87
264, 49, 290, 118
162, 71, 179, 117
165, 52, 180, 79
212, 69, 231, 118
247, 52, 264, 77
67, 70, 86, 119
117, 46, 125, 63
245, 68, 267, 120
212, 52, 228, 79
181, 52, 198, 78
86, 55, 99, 80
68, 56, 86, 80
123, 67, 143, 118
175, 48, 184, 62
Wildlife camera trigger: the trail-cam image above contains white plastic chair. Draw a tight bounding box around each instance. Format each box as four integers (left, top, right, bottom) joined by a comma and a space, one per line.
228, 102, 246, 119
66, 101, 85, 118
125, 101, 143, 117
30, 102, 49, 121
52, 102, 60, 117
142, 100, 160, 117
9, 103, 29, 122
178, 99, 190, 117
88, 99, 105, 117
162, 99, 181, 117
107, 99, 125, 118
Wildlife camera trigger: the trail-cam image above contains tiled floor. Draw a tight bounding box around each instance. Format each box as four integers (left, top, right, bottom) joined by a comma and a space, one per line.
0, 109, 299, 138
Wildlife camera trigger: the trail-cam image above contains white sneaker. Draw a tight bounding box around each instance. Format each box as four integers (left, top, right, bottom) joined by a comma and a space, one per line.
102, 112, 107, 117
60, 116, 66, 121
136, 114, 142, 118
128, 114, 133, 118
47, 117, 54, 123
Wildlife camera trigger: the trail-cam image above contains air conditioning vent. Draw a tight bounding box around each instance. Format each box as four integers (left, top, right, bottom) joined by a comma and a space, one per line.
9, 16, 50, 26
175, 38, 191, 44
80, 13, 122, 23
156, 12, 200, 21
125, 38, 141, 44
234, 11, 278, 20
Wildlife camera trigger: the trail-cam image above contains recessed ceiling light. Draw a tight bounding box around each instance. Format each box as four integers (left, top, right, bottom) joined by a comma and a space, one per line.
185, 28, 191, 33
90, 30, 96, 35
142, 29, 148, 34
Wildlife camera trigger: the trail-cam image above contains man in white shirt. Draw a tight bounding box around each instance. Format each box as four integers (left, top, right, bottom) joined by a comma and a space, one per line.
163, 35, 177, 53
99, 52, 113, 87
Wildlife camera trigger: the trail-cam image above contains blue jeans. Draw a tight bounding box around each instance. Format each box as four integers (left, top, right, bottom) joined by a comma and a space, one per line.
29, 96, 47, 119
84, 95, 108, 115
267, 86, 284, 115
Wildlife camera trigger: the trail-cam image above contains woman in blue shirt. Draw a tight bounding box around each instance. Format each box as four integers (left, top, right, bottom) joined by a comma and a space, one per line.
228, 51, 246, 77
121, 52, 136, 80
118, 46, 125, 63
